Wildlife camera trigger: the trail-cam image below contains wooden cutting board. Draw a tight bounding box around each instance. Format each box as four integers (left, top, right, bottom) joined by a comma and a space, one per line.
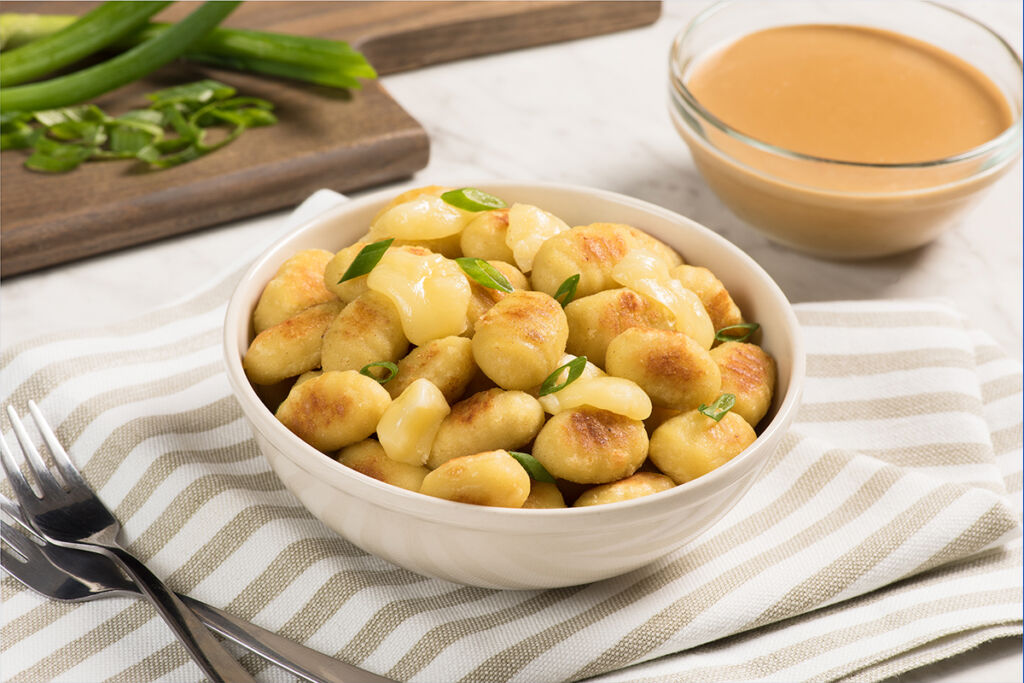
0, 1, 661, 277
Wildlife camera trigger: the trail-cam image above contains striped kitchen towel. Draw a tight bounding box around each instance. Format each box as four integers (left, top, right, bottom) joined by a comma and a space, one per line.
1, 191, 1021, 683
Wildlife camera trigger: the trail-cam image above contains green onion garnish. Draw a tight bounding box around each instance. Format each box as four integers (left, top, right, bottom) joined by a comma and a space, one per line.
455, 257, 514, 293
359, 361, 398, 384
338, 238, 394, 283
440, 188, 507, 212
538, 356, 588, 396
698, 393, 736, 422
553, 274, 580, 308
509, 451, 556, 483
714, 323, 760, 343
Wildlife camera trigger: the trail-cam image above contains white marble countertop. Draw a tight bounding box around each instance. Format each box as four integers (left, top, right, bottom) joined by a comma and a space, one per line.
1, 1, 1021, 680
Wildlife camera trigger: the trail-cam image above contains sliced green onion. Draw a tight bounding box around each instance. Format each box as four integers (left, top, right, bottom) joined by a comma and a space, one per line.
359, 361, 399, 384
698, 393, 736, 422
455, 257, 514, 293
440, 188, 507, 212
509, 452, 556, 484
339, 238, 394, 283
147, 79, 236, 107
0, 1, 171, 87
553, 274, 580, 308
0, 2, 241, 113
714, 322, 760, 343
539, 356, 588, 397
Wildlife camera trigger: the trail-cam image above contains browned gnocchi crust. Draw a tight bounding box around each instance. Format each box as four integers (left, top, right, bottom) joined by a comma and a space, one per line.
420, 450, 531, 507
532, 406, 649, 484
460, 209, 515, 262
337, 440, 429, 492
465, 261, 530, 332
649, 410, 756, 484
387, 336, 476, 402
243, 300, 345, 385
321, 291, 408, 373
254, 249, 337, 333
472, 290, 568, 390
671, 265, 744, 332
564, 288, 674, 368
605, 327, 721, 411
275, 370, 391, 452
428, 388, 545, 469
710, 342, 777, 426
573, 472, 676, 507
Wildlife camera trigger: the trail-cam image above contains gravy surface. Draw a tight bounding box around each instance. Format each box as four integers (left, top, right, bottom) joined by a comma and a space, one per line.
686, 25, 1013, 164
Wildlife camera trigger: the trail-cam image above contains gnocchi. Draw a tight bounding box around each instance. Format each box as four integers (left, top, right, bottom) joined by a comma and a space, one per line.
242, 186, 777, 508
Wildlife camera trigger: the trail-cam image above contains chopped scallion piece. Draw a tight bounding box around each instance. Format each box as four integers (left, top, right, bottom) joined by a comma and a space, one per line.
440, 188, 507, 212
553, 274, 580, 308
455, 257, 514, 293
538, 356, 588, 396
509, 452, 556, 483
359, 361, 399, 384
339, 238, 394, 283
714, 322, 760, 343
698, 393, 736, 422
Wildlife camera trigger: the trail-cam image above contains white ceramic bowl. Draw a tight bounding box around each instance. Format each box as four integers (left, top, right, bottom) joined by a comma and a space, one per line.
223, 182, 805, 589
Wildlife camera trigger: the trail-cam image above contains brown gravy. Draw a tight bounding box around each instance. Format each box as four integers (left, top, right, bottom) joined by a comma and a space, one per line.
686, 24, 1013, 165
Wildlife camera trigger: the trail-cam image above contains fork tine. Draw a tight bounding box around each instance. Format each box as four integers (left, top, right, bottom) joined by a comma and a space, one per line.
0, 492, 31, 528
1, 518, 44, 562
27, 401, 84, 486
0, 430, 41, 504
6, 405, 63, 495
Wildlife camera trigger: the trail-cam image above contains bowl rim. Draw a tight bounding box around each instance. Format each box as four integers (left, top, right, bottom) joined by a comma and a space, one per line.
223, 180, 806, 532
668, 0, 1023, 171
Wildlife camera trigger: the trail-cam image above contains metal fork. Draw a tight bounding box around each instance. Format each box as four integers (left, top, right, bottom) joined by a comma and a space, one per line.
0, 496, 393, 683
0, 401, 255, 683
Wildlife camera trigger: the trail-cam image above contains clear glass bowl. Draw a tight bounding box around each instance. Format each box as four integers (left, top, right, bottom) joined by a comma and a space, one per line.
669, 1, 1023, 259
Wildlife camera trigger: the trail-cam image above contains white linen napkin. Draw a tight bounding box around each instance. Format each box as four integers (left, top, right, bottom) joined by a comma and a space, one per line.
2, 190, 1020, 683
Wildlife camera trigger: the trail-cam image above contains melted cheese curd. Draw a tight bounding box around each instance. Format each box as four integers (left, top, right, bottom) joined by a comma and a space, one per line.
243, 186, 777, 508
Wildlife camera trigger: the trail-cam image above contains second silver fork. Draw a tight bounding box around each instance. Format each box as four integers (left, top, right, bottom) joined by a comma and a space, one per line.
0, 401, 254, 683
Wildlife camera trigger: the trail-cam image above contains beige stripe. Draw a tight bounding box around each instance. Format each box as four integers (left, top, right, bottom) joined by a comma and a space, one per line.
980, 374, 1023, 404
7, 601, 158, 682
224, 537, 425, 620
625, 547, 1022, 683
838, 625, 1022, 683
992, 423, 1023, 456
108, 643, 191, 683
861, 442, 994, 467
909, 504, 1022, 578
752, 485, 966, 628
0, 261, 245, 370
1, 575, 27, 602
974, 344, 1006, 366
0, 584, 78, 649
795, 309, 962, 329
113, 441, 264, 523
462, 463, 903, 682
386, 586, 589, 681
806, 348, 973, 378
342, 586, 495, 665
2, 326, 221, 415
569, 478, 959, 682
796, 391, 983, 423
1005, 470, 1022, 494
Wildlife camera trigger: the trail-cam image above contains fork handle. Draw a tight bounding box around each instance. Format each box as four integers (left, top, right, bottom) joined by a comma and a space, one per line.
105, 546, 257, 683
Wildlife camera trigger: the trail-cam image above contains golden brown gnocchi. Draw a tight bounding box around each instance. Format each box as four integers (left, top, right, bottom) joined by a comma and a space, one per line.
649, 410, 756, 484
245, 186, 776, 508
337, 440, 429, 492
532, 406, 649, 484
420, 450, 531, 507
275, 371, 391, 452
605, 327, 721, 411
573, 472, 676, 507
472, 290, 569, 390
253, 249, 337, 333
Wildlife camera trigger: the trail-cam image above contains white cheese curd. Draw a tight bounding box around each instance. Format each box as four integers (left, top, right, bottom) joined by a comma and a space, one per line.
370, 195, 474, 240
376, 379, 451, 466
505, 203, 570, 273
538, 375, 652, 421
611, 250, 714, 349
368, 248, 471, 345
